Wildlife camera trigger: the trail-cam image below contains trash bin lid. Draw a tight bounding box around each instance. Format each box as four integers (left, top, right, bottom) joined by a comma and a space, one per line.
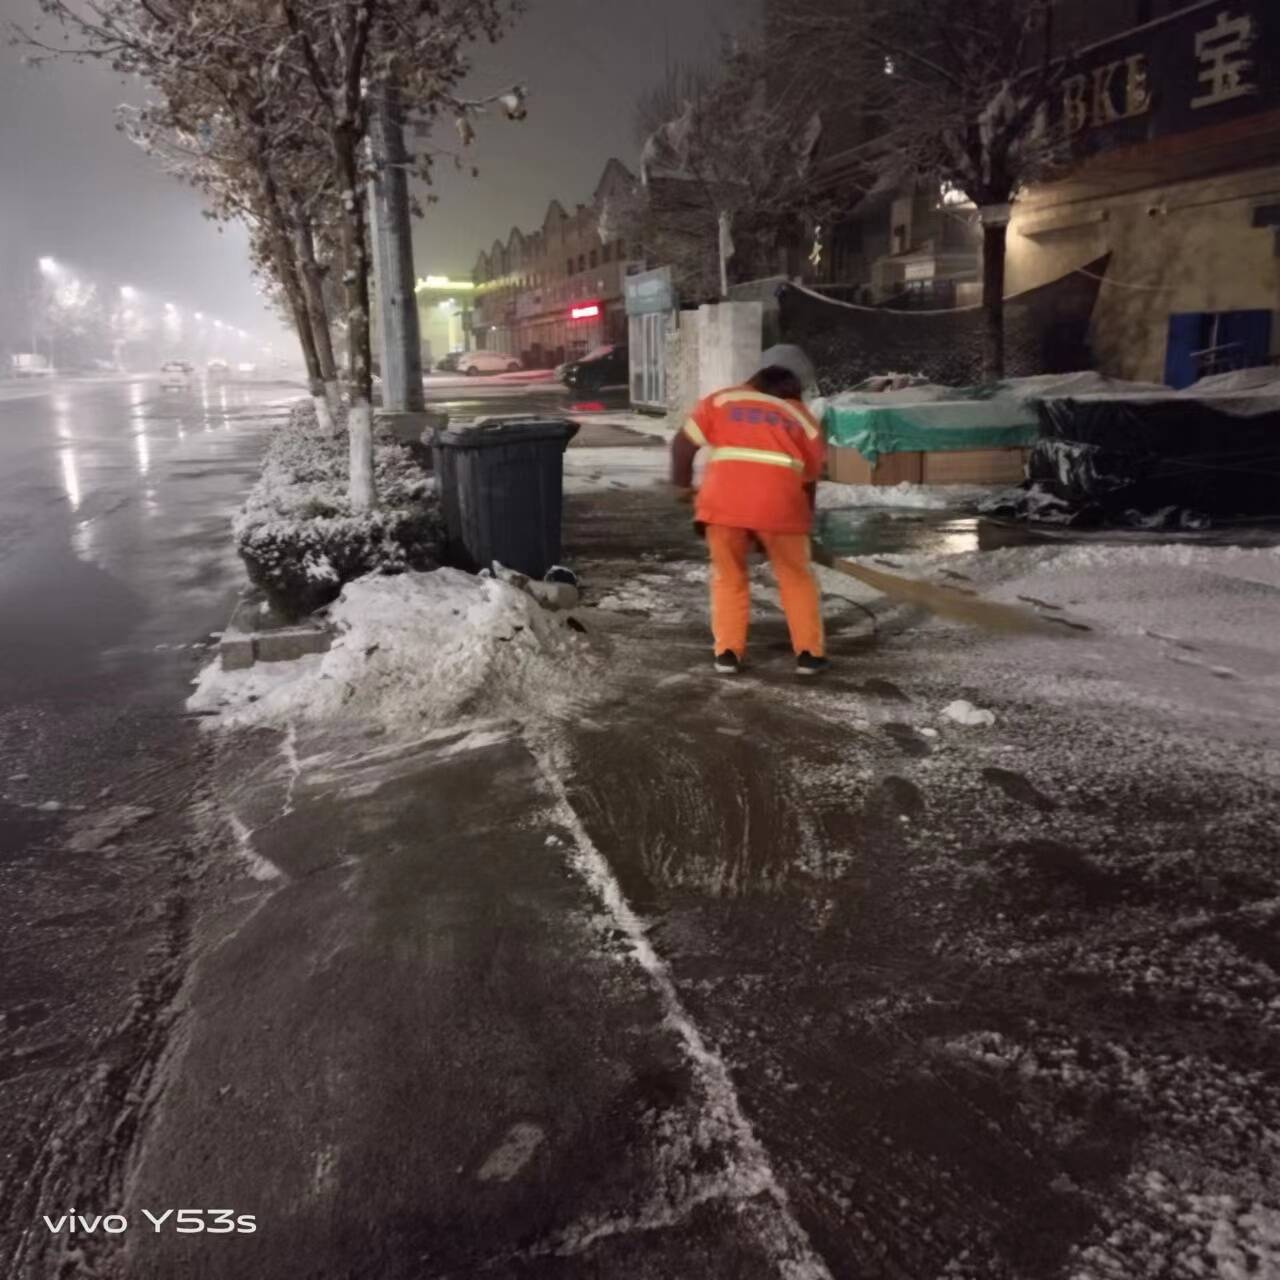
437, 416, 579, 448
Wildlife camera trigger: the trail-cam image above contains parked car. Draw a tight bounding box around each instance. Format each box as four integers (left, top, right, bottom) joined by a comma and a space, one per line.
563, 343, 628, 392
237, 361, 258, 376
435, 351, 465, 373
457, 350, 523, 376
207, 358, 229, 377
160, 360, 194, 387
11, 354, 53, 377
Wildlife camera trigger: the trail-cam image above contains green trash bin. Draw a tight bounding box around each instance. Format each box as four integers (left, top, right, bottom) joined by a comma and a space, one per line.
432, 417, 579, 577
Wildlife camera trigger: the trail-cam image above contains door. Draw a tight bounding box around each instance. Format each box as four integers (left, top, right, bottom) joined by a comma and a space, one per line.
629, 311, 671, 410
1165, 310, 1273, 388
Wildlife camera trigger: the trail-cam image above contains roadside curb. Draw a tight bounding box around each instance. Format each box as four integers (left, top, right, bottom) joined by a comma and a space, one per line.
218, 592, 332, 671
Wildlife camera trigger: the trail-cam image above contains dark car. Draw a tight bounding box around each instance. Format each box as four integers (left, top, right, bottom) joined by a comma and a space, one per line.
435, 351, 463, 373
563, 343, 628, 392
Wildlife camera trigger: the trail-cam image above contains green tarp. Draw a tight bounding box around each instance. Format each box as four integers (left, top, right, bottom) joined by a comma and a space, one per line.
819, 373, 1180, 463
822, 392, 1040, 463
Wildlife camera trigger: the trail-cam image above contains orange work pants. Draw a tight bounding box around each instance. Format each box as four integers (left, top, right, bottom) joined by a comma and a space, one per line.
705, 524, 824, 658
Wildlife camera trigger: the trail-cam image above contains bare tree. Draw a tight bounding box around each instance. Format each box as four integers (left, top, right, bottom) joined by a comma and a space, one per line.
275, 0, 524, 509
118, 102, 342, 430
15, 2, 346, 427
769, 0, 1073, 378
14, 0, 525, 510
626, 40, 828, 304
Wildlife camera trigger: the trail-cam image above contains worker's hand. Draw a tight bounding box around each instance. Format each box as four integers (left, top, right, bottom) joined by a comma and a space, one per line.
672, 485, 696, 506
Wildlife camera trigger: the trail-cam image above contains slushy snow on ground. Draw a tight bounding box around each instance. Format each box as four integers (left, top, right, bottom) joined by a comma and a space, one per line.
816, 480, 996, 511
563, 446, 673, 493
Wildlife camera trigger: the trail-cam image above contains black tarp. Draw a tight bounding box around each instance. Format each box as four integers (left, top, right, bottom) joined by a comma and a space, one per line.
1016, 391, 1280, 524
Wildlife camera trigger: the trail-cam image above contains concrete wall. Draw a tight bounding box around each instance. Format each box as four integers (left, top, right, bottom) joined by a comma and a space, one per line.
694, 302, 763, 399
665, 301, 764, 421
1006, 164, 1280, 382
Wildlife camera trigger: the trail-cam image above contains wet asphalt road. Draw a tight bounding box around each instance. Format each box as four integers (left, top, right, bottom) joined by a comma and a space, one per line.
0, 376, 295, 1270
0, 375, 296, 704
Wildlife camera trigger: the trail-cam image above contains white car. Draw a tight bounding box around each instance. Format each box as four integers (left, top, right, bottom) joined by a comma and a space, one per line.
457, 350, 523, 376
160, 360, 194, 386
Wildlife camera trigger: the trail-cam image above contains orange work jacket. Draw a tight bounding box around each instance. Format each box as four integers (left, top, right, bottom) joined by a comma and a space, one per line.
678, 386, 825, 534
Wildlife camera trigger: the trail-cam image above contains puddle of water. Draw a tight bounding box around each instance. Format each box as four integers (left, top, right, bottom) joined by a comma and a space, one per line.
816, 509, 994, 558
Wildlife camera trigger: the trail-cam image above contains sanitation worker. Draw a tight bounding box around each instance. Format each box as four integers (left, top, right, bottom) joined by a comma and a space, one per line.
670, 348, 828, 677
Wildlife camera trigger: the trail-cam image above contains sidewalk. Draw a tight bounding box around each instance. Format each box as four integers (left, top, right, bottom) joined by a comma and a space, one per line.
107, 715, 826, 1279
104, 466, 1280, 1279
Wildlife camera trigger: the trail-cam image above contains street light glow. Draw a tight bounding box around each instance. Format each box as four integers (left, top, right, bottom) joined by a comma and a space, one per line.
120, 285, 138, 300
39, 256, 59, 276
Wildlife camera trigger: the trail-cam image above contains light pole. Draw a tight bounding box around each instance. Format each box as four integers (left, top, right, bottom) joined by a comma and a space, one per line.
116, 285, 140, 371
36, 257, 59, 369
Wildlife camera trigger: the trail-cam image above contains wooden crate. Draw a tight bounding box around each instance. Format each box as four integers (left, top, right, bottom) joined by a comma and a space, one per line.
921, 447, 1029, 486
826, 445, 923, 486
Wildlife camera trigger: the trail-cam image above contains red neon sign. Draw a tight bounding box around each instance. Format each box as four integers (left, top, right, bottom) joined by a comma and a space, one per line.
569, 302, 600, 320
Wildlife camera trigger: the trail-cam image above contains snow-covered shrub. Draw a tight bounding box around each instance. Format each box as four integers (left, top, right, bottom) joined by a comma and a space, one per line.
234, 400, 443, 617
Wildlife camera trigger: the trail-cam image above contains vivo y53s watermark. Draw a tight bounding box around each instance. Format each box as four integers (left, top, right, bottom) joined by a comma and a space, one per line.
43, 1209, 257, 1235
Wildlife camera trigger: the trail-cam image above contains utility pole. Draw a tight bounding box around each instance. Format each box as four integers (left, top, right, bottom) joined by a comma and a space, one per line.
368, 79, 425, 414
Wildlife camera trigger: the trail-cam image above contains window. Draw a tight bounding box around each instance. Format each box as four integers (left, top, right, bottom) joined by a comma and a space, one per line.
616, 239, 625, 259
577, 254, 586, 272
589, 249, 598, 269
602, 243, 612, 264
566, 259, 573, 276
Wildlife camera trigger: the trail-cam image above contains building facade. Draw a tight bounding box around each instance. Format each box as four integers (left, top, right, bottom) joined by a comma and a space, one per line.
469, 160, 639, 367
1005, 0, 1280, 383
775, 0, 1280, 382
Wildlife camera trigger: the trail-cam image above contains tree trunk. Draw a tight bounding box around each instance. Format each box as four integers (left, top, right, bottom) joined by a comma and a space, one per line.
252, 134, 335, 431
333, 122, 376, 512
273, 234, 332, 432
980, 216, 1008, 382
368, 81, 425, 413
294, 216, 341, 413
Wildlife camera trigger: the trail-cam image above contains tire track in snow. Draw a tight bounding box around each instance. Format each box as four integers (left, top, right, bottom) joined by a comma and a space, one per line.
529, 734, 833, 1279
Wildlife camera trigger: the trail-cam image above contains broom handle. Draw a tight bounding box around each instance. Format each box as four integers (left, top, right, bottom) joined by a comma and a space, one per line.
812, 545, 910, 595
809, 539, 1053, 635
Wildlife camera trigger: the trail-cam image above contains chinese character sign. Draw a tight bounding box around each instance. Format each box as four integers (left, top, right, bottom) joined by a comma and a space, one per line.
1191, 10, 1257, 110
1051, 0, 1273, 149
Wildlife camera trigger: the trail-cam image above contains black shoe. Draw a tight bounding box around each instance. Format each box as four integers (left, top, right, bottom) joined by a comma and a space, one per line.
796, 652, 829, 677
714, 651, 741, 675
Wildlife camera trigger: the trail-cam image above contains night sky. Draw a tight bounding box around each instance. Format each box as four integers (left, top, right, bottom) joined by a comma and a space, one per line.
0, 0, 754, 336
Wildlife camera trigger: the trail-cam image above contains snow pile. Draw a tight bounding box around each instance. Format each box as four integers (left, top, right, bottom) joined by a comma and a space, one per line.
941, 699, 996, 727
817, 480, 993, 511
826, 370, 1166, 411
189, 568, 595, 732
234, 400, 442, 615
1189, 366, 1280, 395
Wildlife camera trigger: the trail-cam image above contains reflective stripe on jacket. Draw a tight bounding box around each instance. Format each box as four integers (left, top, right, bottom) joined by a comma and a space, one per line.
678, 386, 824, 534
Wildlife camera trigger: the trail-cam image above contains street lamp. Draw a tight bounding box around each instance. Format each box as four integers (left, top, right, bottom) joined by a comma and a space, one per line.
38, 256, 58, 277
120, 284, 138, 301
